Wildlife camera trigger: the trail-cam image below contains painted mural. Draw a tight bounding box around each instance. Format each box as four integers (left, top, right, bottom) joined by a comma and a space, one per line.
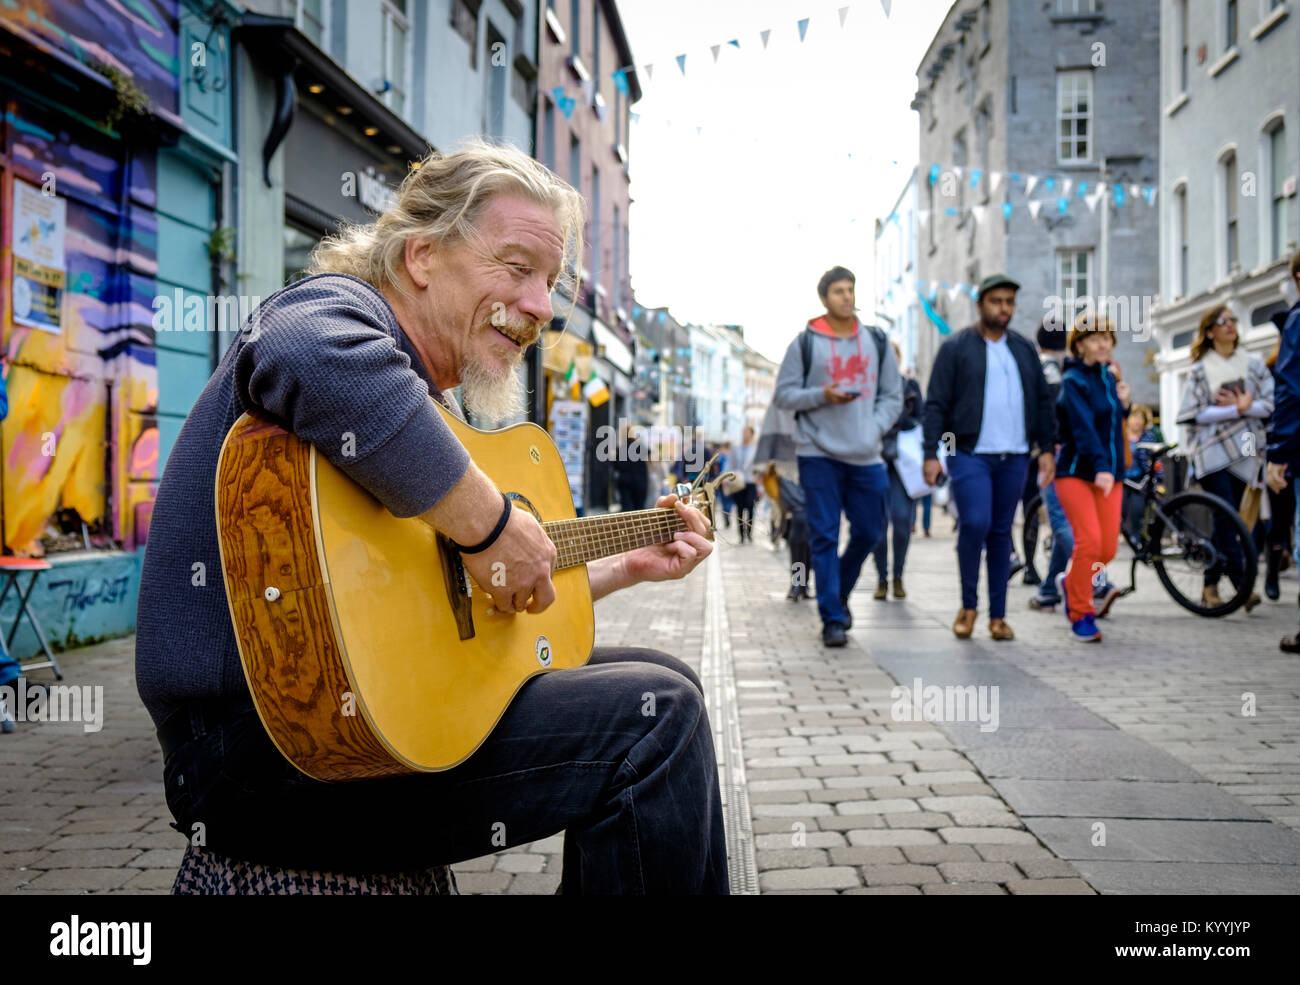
1, 0, 177, 555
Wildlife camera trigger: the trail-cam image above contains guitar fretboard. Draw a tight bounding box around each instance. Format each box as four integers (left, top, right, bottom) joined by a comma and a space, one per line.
544, 508, 690, 569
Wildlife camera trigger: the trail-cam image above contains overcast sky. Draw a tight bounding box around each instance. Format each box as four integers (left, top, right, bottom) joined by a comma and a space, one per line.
618, 0, 951, 363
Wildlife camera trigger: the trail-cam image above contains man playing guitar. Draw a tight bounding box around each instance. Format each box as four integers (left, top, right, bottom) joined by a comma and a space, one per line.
135, 141, 728, 894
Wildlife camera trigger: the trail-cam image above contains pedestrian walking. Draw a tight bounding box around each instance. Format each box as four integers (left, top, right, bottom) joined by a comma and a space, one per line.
922, 274, 1056, 641
1264, 328, 1296, 601
774, 265, 902, 647
729, 425, 759, 543
869, 342, 923, 600
1175, 303, 1271, 612
1266, 251, 1300, 650
1052, 316, 1131, 643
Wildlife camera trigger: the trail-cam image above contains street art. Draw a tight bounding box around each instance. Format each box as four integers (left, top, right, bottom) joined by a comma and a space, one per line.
1, 0, 177, 554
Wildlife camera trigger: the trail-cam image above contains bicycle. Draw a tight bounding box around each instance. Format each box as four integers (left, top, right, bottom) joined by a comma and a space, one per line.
1020, 443, 1258, 617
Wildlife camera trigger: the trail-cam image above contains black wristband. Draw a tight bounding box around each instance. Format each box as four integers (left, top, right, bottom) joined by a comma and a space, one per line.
453, 492, 512, 554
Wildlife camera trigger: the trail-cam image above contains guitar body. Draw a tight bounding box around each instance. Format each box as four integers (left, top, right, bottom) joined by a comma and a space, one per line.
215, 403, 593, 780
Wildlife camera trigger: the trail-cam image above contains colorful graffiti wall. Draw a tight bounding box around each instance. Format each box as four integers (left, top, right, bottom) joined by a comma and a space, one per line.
1, 0, 178, 554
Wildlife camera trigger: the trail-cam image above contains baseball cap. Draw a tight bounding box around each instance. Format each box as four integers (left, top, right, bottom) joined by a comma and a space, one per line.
977, 274, 1020, 300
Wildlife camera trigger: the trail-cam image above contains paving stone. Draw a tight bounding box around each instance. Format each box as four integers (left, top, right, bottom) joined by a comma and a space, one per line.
833, 799, 920, 815
38, 849, 142, 869
950, 810, 1024, 828
754, 831, 846, 850
860, 864, 944, 886
507, 873, 562, 894
24, 868, 134, 891
453, 872, 512, 894
451, 856, 496, 872
922, 881, 1008, 895
1016, 858, 1081, 879
843, 885, 922, 894
816, 815, 887, 831
758, 867, 862, 891
751, 802, 832, 817
1004, 878, 1096, 895
939, 827, 1039, 845
883, 812, 952, 829
974, 844, 1055, 862
937, 861, 1020, 883
902, 844, 981, 864
756, 849, 829, 870
828, 846, 907, 866
846, 829, 941, 847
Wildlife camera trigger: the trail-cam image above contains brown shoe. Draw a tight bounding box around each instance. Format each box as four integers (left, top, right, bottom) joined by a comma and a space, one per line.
892, 578, 906, 599
989, 618, 1015, 641
953, 608, 977, 638
1201, 586, 1224, 608
1244, 592, 1261, 614
874, 582, 888, 600
1281, 633, 1300, 654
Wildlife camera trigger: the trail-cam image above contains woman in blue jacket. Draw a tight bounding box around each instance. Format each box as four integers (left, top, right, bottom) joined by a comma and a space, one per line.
1053, 316, 1131, 642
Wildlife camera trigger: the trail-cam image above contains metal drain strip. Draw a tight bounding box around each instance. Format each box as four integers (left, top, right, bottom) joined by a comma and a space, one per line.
700, 549, 759, 895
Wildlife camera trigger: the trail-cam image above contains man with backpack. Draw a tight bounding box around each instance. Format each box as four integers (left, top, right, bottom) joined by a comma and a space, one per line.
774, 266, 903, 647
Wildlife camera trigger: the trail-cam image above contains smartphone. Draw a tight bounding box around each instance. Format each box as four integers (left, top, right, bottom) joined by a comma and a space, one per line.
1220, 378, 1246, 396
841, 390, 861, 400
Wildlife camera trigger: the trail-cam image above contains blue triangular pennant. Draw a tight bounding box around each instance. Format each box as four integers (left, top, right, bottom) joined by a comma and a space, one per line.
798, 18, 810, 41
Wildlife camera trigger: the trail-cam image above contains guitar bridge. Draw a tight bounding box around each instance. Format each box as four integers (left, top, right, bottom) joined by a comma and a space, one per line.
436, 534, 476, 641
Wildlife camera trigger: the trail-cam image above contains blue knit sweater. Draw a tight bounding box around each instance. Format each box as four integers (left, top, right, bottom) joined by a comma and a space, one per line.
134, 274, 470, 726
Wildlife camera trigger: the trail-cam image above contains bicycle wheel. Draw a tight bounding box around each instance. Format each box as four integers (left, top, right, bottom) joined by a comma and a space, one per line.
1149, 491, 1258, 616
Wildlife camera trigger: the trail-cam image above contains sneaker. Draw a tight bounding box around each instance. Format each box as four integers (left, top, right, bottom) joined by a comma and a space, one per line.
1071, 614, 1102, 642
1023, 568, 1042, 586
1008, 553, 1025, 581
822, 621, 848, 647
1028, 592, 1060, 611
892, 578, 906, 599
1094, 585, 1122, 619
873, 582, 888, 600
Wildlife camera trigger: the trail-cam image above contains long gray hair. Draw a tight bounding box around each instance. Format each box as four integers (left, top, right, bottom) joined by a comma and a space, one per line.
307, 138, 585, 300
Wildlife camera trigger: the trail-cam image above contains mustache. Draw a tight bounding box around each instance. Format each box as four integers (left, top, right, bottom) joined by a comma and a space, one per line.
484, 314, 544, 346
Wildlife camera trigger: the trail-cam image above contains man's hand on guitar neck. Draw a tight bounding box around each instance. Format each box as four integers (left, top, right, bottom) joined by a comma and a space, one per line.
420, 463, 557, 613
588, 493, 714, 601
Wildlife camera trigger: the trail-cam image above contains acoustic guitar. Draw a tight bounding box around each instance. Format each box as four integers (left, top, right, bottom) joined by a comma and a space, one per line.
215, 403, 730, 781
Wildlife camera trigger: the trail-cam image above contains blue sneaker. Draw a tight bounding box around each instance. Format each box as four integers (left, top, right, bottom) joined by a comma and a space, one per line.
1070, 613, 1102, 642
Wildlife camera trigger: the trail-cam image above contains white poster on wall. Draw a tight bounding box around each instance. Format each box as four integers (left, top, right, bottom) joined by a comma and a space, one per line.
11, 179, 67, 334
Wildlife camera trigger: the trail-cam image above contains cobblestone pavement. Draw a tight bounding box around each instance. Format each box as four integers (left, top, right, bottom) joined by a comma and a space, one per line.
3, 509, 1297, 893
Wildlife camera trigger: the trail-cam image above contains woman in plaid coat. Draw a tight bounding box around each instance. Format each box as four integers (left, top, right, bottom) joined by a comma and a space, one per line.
1175, 303, 1273, 611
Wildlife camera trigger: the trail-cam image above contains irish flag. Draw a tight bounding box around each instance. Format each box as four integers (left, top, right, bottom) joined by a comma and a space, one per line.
563, 359, 581, 400
583, 371, 609, 407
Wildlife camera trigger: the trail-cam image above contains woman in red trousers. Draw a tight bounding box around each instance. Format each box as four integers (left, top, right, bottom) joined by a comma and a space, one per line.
1053, 315, 1131, 642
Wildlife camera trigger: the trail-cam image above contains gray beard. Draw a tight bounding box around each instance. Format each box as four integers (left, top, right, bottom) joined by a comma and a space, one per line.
460, 353, 526, 423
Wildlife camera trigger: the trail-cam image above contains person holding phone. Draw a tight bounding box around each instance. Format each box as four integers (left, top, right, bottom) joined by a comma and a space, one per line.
1176, 303, 1271, 611
1052, 315, 1130, 642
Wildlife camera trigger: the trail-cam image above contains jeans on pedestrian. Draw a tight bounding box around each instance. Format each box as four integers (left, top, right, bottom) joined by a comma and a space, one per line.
160, 647, 729, 894
920, 494, 932, 533
871, 467, 917, 581
733, 485, 758, 540
946, 451, 1030, 620
796, 456, 889, 627
1038, 481, 1075, 598
1196, 468, 1249, 588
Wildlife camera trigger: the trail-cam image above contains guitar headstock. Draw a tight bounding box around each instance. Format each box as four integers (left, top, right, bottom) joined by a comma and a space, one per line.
675, 453, 734, 539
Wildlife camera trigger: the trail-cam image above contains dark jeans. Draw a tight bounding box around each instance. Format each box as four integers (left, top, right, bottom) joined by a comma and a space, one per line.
797, 456, 889, 626
160, 647, 729, 894
947, 451, 1030, 619
920, 494, 932, 533
870, 467, 916, 581
1196, 468, 1248, 588
733, 485, 758, 540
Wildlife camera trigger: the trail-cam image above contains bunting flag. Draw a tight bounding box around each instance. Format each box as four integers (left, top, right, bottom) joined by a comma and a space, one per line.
559, 95, 576, 119
595, 101, 608, 123
1001, 201, 1013, 220
644, 63, 654, 79
971, 205, 986, 223
564, 360, 581, 400
952, 165, 964, 179
839, 6, 850, 26
580, 78, 595, 104
1129, 183, 1141, 197
728, 39, 740, 48
1028, 200, 1043, 219
1025, 174, 1039, 197
881, 0, 893, 16
948, 284, 964, 302
944, 207, 959, 216
583, 372, 609, 407
761, 28, 771, 48
989, 171, 1003, 194
1077, 180, 1088, 198
612, 69, 629, 95
1061, 178, 1072, 198
917, 209, 931, 226
1085, 190, 1101, 213
969, 168, 982, 189
1113, 185, 1126, 207
629, 111, 640, 123
920, 291, 949, 334
1057, 197, 1068, 214
676, 53, 687, 75
710, 44, 721, 62
968, 286, 979, 300
1144, 186, 1158, 205
798, 18, 810, 41
1044, 177, 1056, 193
928, 163, 941, 184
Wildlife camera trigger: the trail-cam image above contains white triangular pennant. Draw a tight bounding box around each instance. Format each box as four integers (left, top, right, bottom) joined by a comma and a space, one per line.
880, 0, 892, 16
1025, 175, 1039, 197
839, 6, 850, 26
761, 28, 771, 48
1061, 178, 1073, 198
1085, 192, 1101, 213
917, 209, 931, 225
988, 171, 1003, 193
1028, 200, 1043, 219
1129, 184, 1141, 197
971, 205, 986, 223
952, 165, 964, 179
645, 63, 654, 79
710, 44, 720, 62
948, 284, 964, 302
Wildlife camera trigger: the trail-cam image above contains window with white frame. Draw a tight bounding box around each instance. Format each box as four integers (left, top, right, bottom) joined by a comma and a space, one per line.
1055, 0, 1097, 13
1222, 150, 1239, 273
1268, 121, 1288, 260
297, 0, 325, 47
1057, 249, 1092, 314
1058, 71, 1092, 163
382, 0, 409, 116
1173, 183, 1189, 297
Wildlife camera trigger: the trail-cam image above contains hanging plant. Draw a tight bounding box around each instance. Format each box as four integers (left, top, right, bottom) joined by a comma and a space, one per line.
91, 62, 150, 130
207, 227, 237, 263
